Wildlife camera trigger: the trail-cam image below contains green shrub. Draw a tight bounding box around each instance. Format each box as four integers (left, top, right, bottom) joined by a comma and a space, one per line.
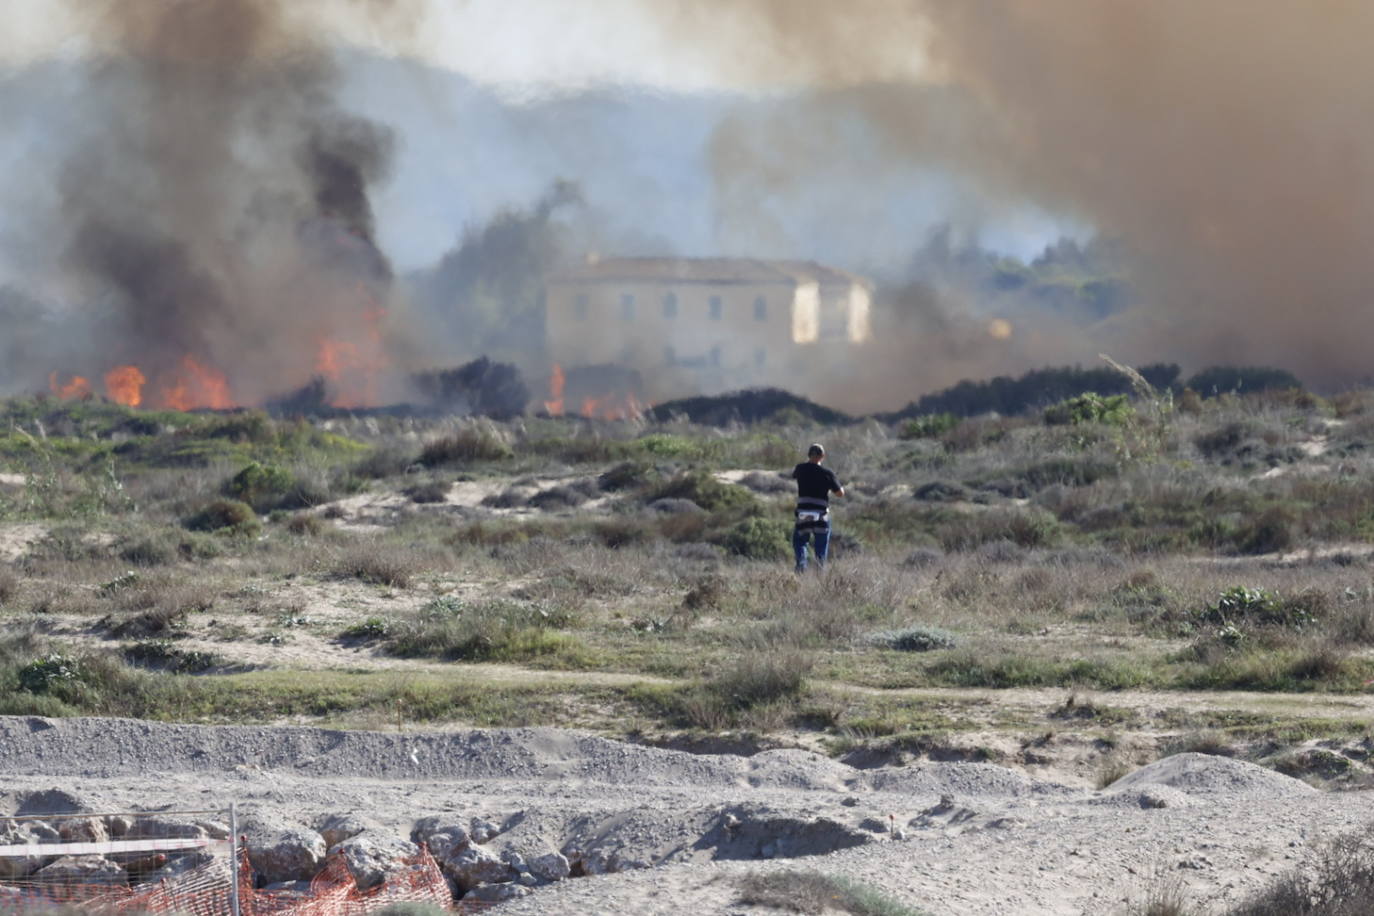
868, 626, 957, 652
736, 869, 926, 916
225, 462, 326, 512
899, 413, 959, 440
386, 599, 578, 662
648, 471, 755, 512
352, 446, 416, 479
718, 517, 789, 561
1235, 506, 1296, 555
18, 653, 81, 693
1199, 587, 1318, 630
119, 535, 177, 567
184, 499, 260, 535
124, 640, 218, 673
340, 617, 393, 640
937, 507, 1061, 551
419, 427, 513, 465
332, 547, 417, 588
598, 460, 654, 492
1043, 392, 1133, 426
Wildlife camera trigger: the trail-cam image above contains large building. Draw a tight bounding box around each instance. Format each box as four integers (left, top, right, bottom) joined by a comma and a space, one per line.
544, 257, 872, 402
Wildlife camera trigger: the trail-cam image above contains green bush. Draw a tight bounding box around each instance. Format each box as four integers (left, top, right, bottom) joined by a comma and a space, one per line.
1199, 586, 1318, 630
868, 626, 957, 652
124, 640, 218, 673
419, 427, 513, 465
1044, 392, 1133, 426
184, 499, 260, 535
598, 460, 654, 492
18, 653, 81, 693
386, 599, 579, 662
225, 462, 324, 512
718, 517, 789, 561
340, 617, 393, 640
648, 471, 755, 512
899, 413, 959, 440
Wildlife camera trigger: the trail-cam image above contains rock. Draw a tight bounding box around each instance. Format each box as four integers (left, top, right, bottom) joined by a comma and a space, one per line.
330, 833, 418, 890
527, 851, 571, 883
57, 816, 109, 844
106, 815, 136, 838
0, 822, 59, 879
317, 813, 373, 849
840, 796, 860, 808
194, 820, 231, 840
127, 817, 209, 841
443, 843, 511, 891
465, 882, 532, 903
497, 836, 571, 885
426, 829, 471, 863
33, 855, 127, 886
858, 817, 890, 834
468, 817, 501, 844
1138, 786, 1193, 810
241, 818, 327, 884
15, 789, 90, 817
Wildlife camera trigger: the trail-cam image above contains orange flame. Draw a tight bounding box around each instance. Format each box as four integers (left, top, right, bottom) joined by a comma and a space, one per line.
104, 366, 146, 407
48, 372, 92, 400
159, 355, 232, 410
579, 393, 644, 421
544, 364, 566, 416
314, 304, 386, 408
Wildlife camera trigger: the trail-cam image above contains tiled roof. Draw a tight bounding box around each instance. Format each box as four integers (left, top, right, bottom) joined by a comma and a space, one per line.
549, 257, 870, 288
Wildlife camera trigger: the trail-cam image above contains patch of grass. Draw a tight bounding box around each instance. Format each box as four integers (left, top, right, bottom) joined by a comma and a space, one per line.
331, 544, 420, 588
668, 651, 814, 730
340, 617, 394, 640
1227, 832, 1374, 916
124, 640, 219, 673
385, 598, 582, 663
735, 869, 927, 916
419, 426, 513, 465
866, 626, 957, 652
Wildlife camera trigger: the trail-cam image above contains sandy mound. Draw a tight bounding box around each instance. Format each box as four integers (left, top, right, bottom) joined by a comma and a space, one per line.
1107, 751, 1318, 799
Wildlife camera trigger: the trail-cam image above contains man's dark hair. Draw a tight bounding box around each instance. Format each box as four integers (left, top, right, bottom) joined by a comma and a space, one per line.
807, 443, 825, 458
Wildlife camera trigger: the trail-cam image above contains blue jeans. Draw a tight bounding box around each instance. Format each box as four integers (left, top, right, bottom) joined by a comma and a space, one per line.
793, 526, 830, 572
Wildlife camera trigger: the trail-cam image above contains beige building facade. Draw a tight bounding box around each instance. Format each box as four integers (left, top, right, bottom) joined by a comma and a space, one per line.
545, 257, 872, 401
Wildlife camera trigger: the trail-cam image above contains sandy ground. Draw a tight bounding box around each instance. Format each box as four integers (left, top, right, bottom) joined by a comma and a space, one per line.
1, 716, 1370, 915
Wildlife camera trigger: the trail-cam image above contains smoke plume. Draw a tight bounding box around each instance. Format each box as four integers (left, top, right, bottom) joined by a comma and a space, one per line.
44, 0, 414, 408
680, 0, 1374, 390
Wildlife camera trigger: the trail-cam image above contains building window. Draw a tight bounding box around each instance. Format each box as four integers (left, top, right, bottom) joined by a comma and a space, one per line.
709, 295, 722, 320
754, 347, 766, 367
753, 296, 767, 321
621, 293, 635, 321
664, 345, 676, 366
663, 292, 677, 318
573, 293, 589, 321
710, 345, 720, 367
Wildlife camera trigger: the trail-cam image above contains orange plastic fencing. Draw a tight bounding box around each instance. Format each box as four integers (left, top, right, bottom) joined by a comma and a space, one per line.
0, 840, 482, 914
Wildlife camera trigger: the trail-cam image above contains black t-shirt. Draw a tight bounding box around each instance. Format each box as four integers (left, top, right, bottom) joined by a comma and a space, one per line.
792, 462, 842, 503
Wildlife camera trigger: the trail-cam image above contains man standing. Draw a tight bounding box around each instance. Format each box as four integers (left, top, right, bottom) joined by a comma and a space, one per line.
792, 443, 844, 572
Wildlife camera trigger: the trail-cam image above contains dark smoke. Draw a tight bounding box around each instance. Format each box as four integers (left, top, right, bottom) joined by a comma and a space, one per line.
44, 0, 414, 406
666, 0, 1374, 392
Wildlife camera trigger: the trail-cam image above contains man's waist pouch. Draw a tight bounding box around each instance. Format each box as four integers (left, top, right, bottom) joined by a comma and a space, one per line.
795, 508, 829, 523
